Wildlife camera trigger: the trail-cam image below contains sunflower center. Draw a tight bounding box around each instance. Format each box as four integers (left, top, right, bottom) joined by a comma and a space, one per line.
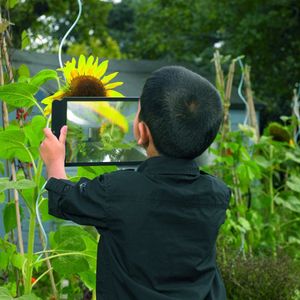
69, 75, 106, 97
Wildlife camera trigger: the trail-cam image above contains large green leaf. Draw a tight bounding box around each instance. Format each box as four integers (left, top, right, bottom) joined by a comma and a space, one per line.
0, 252, 9, 269
0, 82, 38, 108
285, 152, 300, 164
3, 202, 23, 233
18, 64, 30, 79
0, 129, 32, 162
275, 196, 300, 213
24, 115, 47, 147
79, 270, 96, 291
287, 176, 300, 193
51, 254, 89, 275
53, 226, 87, 251
7, 0, 19, 9
30, 69, 58, 88
283, 196, 300, 213
38, 198, 57, 222
21, 30, 30, 50
11, 253, 26, 270
238, 217, 251, 233
0, 177, 36, 193
0, 287, 11, 299
17, 294, 41, 300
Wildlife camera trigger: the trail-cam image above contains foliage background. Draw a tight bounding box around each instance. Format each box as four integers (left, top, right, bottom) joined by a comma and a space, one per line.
1, 0, 300, 299
10, 0, 300, 123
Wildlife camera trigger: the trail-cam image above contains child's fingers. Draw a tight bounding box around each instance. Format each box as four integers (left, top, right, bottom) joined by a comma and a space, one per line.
59, 125, 68, 144
43, 128, 56, 141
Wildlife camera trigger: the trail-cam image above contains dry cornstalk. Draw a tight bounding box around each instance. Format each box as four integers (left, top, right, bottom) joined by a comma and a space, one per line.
213, 51, 236, 143
222, 60, 236, 141
213, 51, 225, 94
244, 65, 260, 142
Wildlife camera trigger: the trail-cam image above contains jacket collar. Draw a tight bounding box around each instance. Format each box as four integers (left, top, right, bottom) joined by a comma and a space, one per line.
137, 155, 199, 175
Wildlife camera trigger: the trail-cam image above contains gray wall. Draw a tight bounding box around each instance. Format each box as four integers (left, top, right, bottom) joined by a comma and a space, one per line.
0, 50, 263, 242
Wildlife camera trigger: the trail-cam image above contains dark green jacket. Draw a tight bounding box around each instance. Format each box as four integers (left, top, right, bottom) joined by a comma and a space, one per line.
46, 156, 231, 300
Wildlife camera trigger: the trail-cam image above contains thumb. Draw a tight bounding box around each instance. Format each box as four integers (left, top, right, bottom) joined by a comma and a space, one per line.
59, 125, 68, 144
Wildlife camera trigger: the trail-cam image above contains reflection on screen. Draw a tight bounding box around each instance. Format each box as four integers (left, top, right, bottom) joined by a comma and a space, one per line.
66, 101, 146, 164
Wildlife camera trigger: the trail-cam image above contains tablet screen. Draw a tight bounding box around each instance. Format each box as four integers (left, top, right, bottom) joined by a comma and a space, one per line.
60, 98, 146, 165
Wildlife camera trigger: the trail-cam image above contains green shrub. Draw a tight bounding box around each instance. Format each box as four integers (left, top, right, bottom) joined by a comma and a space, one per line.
218, 252, 300, 300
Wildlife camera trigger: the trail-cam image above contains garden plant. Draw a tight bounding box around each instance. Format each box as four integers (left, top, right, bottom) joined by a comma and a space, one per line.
0, 10, 300, 300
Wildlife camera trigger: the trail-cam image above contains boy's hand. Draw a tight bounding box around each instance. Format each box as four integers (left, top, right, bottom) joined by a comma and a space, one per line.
40, 126, 68, 179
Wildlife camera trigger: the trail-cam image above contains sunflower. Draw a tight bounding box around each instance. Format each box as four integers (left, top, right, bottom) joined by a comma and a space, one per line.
42, 55, 124, 115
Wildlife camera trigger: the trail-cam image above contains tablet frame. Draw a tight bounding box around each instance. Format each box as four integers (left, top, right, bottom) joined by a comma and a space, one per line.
51, 96, 143, 167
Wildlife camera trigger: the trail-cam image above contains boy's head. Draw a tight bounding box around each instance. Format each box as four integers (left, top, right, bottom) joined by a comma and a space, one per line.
134, 66, 223, 159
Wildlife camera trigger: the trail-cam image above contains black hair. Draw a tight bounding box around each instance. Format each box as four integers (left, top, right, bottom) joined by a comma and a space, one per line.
139, 66, 223, 159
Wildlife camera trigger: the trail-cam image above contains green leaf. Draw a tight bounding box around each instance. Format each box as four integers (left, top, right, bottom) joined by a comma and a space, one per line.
21, 30, 30, 49
18, 64, 30, 78
3, 202, 23, 233
275, 196, 300, 213
30, 69, 58, 88
0, 177, 36, 193
0, 252, 9, 269
52, 254, 89, 275
38, 198, 57, 222
17, 294, 41, 300
79, 270, 96, 291
285, 152, 300, 164
0, 82, 39, 108
238, 217, 251, 232
7, 0, 19, 9
284, 196, 300, 213
0, 130, 32, 162
255, 155, 272, 168
288, 236, 300, 245
0, 287, 12, 299
11, 253, 26, 270
54, 226, 87, 251
24, 115, 46, 147
287, 176, 300, 193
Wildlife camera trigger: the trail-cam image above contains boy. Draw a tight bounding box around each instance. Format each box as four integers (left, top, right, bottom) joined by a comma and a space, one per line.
40, 66, 231, 300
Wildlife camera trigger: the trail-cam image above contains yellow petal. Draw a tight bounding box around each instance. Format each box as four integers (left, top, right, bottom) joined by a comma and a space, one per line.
92, 57, 99, 69
86, 67, 95, 76
106, 90, 125, 97
78, 55, 86, 75
71, 69, 79, 80
86, 56, 94, 68
44, 105, 52, 116
104, 82, 123, 90
95, 60, 109, 78
41, 90, 66, 104
102, 72, 119, 84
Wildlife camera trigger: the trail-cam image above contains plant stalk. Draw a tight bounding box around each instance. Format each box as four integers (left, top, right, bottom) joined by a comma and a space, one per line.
0, 32, 25, 255
38, 226, 58, 299
269, 145, 274, 214
24, 213, 36, 294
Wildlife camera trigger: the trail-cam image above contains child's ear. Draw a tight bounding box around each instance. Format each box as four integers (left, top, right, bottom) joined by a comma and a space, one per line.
137, 122, 150, 146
